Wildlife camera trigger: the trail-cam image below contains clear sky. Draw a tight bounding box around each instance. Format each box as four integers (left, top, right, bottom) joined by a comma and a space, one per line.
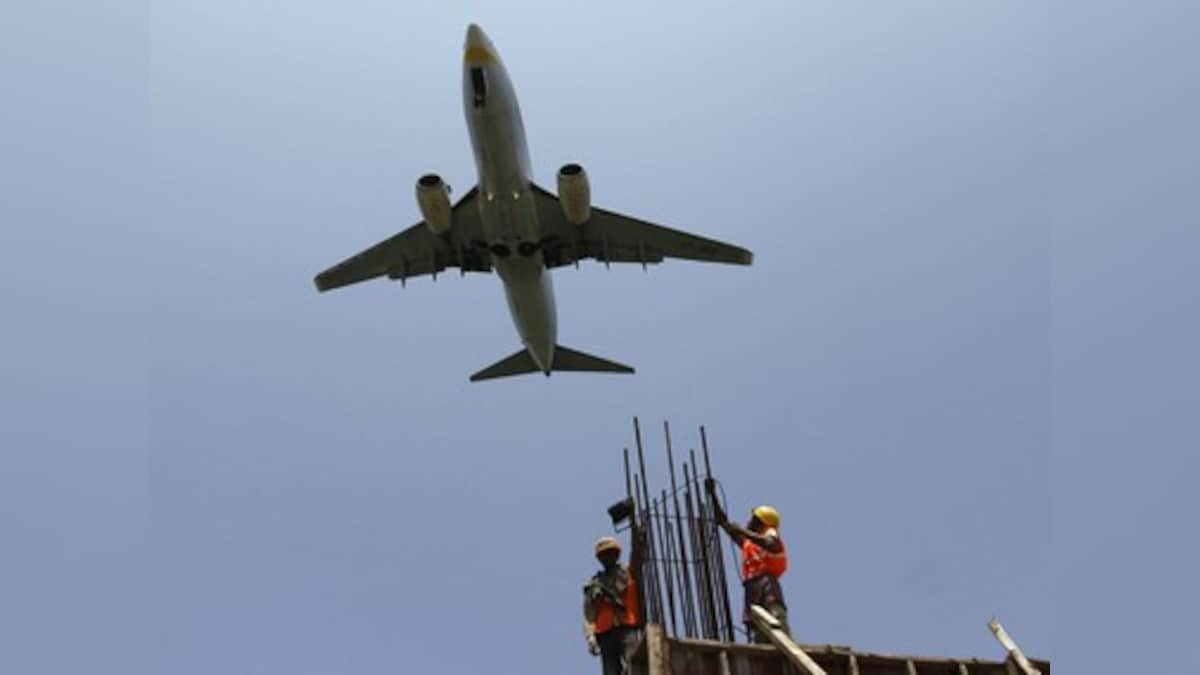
2, 1, 1195, 674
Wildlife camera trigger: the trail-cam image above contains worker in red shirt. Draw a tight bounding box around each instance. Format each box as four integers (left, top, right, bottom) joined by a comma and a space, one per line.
709, 482, 789, 643
582, 529, 644, 675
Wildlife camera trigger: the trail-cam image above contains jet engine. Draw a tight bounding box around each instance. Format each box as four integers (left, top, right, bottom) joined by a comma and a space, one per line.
416, 173, 452, 234
556, 163, 591, 225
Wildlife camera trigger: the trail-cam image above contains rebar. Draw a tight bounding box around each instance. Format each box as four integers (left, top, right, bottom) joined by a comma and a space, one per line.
633, 472, 659, 625
684, 458, 714, 638
634, 418, 664, 627
616, 419, 738, 642
652, 494, 678, 635
702, 427, 736, 643
665, 422, 698, 637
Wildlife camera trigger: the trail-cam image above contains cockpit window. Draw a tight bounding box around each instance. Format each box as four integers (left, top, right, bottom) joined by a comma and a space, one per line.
470, 67, 487, 107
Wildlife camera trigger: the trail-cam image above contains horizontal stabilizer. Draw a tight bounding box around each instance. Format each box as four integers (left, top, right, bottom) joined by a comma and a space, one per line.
468, 344, 635, 382
551, 345, 634, 375
469, 349, 540, 382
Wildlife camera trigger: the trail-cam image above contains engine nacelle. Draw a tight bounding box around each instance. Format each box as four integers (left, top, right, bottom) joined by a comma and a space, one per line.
556, 163, 591, 225
416, 173, 452, 235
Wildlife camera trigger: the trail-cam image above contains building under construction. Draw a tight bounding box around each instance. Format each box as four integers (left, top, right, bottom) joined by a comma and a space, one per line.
606, 419, 1050, 675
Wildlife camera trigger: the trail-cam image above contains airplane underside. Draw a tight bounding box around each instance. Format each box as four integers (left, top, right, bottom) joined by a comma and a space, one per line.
312, 23, 752, 382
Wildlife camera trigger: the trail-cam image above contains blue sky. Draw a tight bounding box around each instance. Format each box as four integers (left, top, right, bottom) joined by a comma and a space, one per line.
2, 1, 1196, 673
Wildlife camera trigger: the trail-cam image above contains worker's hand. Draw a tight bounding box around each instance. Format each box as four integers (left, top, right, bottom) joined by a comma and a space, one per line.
586, 635, 601, 656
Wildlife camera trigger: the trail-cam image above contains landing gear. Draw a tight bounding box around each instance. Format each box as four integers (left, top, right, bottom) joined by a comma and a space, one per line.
487, 241, 541, 259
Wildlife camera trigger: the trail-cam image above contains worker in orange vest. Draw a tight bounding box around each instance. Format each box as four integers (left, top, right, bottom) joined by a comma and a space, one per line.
582, 529, 644, 675
709, 483, 789, 643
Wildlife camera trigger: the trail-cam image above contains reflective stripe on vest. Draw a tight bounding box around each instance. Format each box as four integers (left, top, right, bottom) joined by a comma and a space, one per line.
741, 528, 787, 580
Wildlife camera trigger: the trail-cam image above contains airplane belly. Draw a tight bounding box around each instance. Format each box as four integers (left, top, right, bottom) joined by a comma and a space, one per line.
478, 189, 539, 245
468, 94, 537, 243
497, 257, 556, 370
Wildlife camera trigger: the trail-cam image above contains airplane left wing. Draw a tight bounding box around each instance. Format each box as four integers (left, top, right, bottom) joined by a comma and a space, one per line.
530, 184, 753, 269
314, 187, 490, 292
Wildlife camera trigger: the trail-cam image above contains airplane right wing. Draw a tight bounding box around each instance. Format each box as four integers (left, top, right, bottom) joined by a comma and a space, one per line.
314, 187, 490, 292
530, 184, 753, 268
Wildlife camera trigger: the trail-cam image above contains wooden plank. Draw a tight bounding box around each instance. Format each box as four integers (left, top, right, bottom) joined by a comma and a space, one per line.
987, 618, 1042, 675
848, 653, 860, 675
958, 663, 970, 675
750, 605, 829, 675
906, 659, 918, 675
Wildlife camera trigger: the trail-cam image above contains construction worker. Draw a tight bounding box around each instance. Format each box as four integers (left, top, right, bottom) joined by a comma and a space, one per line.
582, 529, 644, 675
708, 482, 789, 644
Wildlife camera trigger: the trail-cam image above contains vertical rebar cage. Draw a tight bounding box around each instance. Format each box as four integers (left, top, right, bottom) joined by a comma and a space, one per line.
617, 418, 738, 642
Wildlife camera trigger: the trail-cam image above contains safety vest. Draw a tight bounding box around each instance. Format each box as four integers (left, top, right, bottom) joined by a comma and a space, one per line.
741, 527, 787, 581
592, 568, 640, 634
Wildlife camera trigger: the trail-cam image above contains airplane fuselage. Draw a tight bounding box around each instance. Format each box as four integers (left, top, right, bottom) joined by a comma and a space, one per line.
462, 25, 557, 374
313, 24, 752, 380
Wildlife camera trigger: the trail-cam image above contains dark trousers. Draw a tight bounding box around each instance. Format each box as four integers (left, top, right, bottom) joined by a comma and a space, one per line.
597, 626, 639, 675
742, 575, 789, 644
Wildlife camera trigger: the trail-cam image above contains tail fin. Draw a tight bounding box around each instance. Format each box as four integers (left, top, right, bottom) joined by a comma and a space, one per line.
469, 344, 635, 382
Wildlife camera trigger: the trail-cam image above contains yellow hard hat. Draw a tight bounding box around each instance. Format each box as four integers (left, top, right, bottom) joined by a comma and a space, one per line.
752, 505, 781, 528
594, 536, 622, 556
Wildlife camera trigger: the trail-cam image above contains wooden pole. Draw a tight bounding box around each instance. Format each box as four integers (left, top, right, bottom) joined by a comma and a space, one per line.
988, 618, 1042, 675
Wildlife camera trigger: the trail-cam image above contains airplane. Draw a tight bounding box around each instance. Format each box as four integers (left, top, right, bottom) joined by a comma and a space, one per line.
313, 24, 753, 382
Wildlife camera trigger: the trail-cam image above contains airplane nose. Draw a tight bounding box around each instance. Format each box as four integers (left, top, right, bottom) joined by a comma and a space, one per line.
464, 24, 495, 64
465, 23, 486, 47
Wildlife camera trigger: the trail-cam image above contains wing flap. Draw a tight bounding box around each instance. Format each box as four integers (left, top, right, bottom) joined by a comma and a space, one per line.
582, 206, 753, 265
315, 231, 440, 292
531, 184, 753, 268
313, 187, 488, 292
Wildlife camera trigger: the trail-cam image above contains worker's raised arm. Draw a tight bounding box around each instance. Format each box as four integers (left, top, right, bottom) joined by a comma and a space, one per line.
705, 479, 783, 552
707, 479, 745, 544
721, 521, 781, 552
718, 518, 743, 544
